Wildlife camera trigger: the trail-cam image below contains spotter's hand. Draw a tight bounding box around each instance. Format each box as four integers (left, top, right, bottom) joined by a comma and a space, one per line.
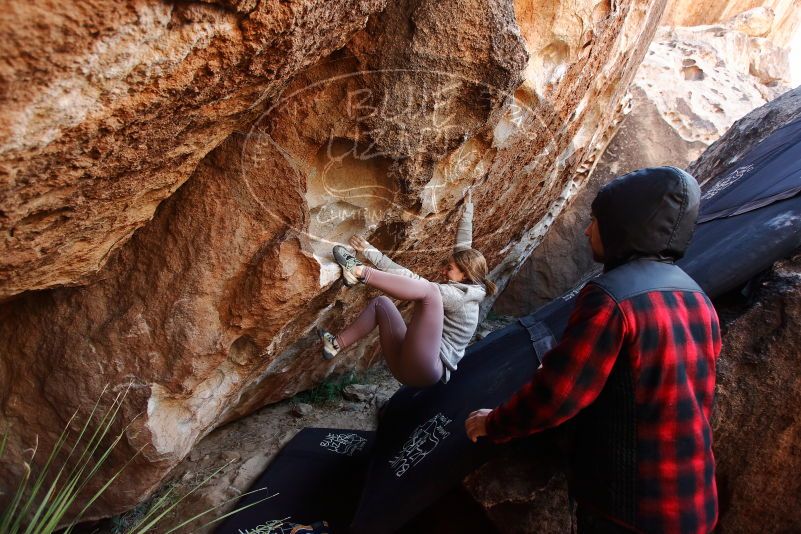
465, 409, 492, 443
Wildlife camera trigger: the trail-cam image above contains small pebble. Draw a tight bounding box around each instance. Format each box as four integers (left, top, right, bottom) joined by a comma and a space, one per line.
374, 393, 390, 409
342, 384, 377, 403
342, 402, 363, 412
290, 402, 313, 417
220, 451, 241, 463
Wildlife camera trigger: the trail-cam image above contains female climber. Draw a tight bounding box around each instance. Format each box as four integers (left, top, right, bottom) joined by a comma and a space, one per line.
316, 190, 496, 387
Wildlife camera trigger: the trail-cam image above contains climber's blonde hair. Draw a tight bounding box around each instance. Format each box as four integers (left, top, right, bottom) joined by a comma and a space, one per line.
451, 248, 496, 296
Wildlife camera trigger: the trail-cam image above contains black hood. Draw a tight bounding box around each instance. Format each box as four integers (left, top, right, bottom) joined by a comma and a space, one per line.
591, 166, 700, 270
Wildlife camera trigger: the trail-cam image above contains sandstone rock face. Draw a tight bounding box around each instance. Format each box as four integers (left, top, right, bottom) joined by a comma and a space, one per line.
475, 86, 801, 533
642, 24, 790, 138
0, 0, 387, 300
0, 0, 669, 518
493, 22, 791, 316
662, 3, 801, 48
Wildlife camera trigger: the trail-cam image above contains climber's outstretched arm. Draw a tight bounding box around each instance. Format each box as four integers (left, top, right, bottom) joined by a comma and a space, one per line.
454, 189, 473, 252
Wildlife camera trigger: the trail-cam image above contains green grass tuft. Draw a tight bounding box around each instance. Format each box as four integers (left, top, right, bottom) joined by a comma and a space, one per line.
0, 383, 274, 534
294, 371, 360, 405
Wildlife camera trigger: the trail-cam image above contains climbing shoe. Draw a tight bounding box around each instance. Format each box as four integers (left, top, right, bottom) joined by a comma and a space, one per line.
333, 245, 364, 287
317, 327, 341, 360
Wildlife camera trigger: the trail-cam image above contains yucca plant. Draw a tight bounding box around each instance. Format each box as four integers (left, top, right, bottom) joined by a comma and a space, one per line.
0, 382, 277, 534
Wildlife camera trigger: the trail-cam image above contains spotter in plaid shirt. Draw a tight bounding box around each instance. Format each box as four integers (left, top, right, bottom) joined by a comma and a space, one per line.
466, 167, 722, 533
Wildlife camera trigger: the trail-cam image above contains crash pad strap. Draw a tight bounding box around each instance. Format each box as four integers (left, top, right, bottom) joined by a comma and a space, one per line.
517, 315, 556, 364
698, 184, 801, 224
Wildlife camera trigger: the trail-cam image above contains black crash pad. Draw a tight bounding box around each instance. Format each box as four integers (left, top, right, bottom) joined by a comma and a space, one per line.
215, 428, 374, 534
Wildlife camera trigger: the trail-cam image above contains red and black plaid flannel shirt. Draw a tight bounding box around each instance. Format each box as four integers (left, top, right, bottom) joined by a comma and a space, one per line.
486, 282, 721, 533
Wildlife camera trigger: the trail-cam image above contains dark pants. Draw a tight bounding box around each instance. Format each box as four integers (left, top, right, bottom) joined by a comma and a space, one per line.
336, 267, 444, 387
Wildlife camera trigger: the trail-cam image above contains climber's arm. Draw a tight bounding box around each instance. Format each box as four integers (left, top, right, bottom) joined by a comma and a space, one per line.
454, 190, 473, 252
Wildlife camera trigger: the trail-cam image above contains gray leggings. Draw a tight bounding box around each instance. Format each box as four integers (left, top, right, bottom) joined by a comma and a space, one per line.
336, 267, 444, 387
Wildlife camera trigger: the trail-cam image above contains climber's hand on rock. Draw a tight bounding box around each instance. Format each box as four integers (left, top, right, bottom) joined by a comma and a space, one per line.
349, 235, 370, 254
465, 409, 491, 443
465, 188, 472, 203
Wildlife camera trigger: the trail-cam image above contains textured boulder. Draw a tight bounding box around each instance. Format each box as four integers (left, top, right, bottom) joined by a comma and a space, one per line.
0, 0, 387, 300
0, 0, 669, 518
690, 86, 801, 189
662, 3, 801, 48
494, 22, 791, 316
474, 86, 801, 532
711, 254, 801, 532
641, 23, 790, 139
463, 435, 574, 533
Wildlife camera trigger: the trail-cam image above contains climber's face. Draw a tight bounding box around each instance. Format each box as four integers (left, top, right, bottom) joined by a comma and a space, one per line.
585, 215, 605, 262
442, 259, 466, 283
